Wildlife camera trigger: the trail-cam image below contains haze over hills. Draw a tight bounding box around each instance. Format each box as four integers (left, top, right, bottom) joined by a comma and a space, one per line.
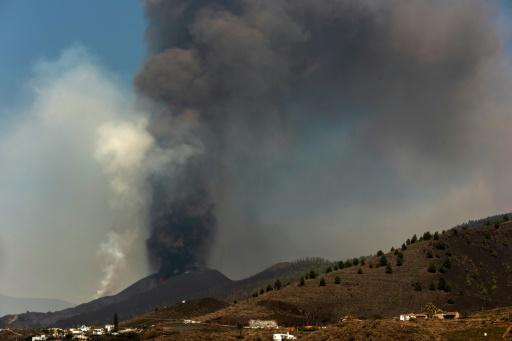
2, 213, 512, 330
0, 294, 73, 317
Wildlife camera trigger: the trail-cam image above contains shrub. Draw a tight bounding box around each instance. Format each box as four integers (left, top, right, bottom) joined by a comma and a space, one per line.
429, 282, 436, 291
411, 234, 418, 243
428, 263, 437, 273
423, 231, 432, 240
319, 277, 326, 286
360, 257, 366, 265
434, 241, 446, 250
394, 249, 399, 255
426, 250, 433, 258
266, 284, 273, 292
369, 263, 374, 269
274, 279, 282, 290
401, 243, 407, 251
309, 270, 317, 279
385, 264, 393, 274
406, 238, 411, 245
443, 258, 451, 269
433, 232, 439, 240
413, 282, 422, 291
447, 298, 455, 304
357, 268, 363, 274
396, 257, 403, 266
299, 277, 305, 287
377, 250, 384, 256
391, 246, 395, 252
446, 250, 452, 257
334, 276, 341, 284
338, 261, 345, 269
379, 255, 388, 266
345, 260, 353, 268
504, 214, 509, 222
260, 288, 264, 294
325, 267, 332, 274
352, 258, 359, 266
437, 278, 447, 291
252, 292, 258, 297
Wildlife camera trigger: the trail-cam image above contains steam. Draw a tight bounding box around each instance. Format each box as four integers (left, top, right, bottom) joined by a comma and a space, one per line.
137, 0, 512, 278
0, 47, 155, 301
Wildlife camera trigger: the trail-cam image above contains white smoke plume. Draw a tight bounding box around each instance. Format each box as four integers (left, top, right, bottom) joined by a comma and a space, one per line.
0, 46, 199, 301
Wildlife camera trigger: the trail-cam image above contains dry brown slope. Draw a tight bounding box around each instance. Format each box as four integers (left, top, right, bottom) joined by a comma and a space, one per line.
199, 218, 512, 326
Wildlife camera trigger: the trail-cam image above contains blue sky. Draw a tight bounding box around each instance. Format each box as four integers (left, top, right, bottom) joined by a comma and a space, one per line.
0, 0, 145, 110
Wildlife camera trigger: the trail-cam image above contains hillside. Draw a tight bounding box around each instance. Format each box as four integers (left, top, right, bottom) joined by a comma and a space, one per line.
0, 259, 329, 328
197, 215, 512, 326
3, 213, 511, 330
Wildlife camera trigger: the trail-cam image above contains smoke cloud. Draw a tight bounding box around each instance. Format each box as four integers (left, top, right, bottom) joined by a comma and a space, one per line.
136, 0, 512, 279
0, 47, 170, 301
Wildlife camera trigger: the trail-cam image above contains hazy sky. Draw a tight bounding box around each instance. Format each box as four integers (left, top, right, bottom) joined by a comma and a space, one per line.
0, 0, 148, 303
1, 0, 512, 305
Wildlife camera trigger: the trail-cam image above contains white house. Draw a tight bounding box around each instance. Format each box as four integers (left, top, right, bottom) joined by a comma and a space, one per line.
31, 335, 47, 341
92, 329, 104, 335
273, 332, 297, 341
248, 319, 278, 329
399, 313, 415, 321
105, 324, 115, 333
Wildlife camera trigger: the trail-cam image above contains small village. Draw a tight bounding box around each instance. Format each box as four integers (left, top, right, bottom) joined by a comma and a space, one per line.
27, 323, 140, 340
22, 311, 461, 341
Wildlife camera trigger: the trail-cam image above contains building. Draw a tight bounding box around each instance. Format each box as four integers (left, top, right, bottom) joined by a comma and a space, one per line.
273, 332, 297, 341
433, 312, 460, 319
248, 319, 278, 329
105, 324, 115, 333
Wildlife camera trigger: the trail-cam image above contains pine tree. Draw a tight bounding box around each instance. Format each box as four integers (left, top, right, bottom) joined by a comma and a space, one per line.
113, 312, 119, 332
385, 264, 393, 274
299, 277, 305, 286
274, 279, 282, 290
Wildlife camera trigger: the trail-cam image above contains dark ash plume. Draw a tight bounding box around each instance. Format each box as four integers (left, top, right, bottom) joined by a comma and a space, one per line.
136, 0, 511, 278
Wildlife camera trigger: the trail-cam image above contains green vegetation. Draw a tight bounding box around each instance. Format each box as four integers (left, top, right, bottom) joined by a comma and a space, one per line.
274, 279, 282, 290
309, 270, 317, 279
411, 234, 418, 243
413, 282, 422, 291
299, 277, 305, 286
377, 250, 384, 256
252, 292, 258, 297
447, 298, 455, 304
379, 255, 388, 266
357, 268, 363, 274
325, 267, 332, 274
385, 264, 393, 274
433, 232, 440, 240
423, 231, 432, 240
426, 250, 433, 258
319, 277, 326, 286
266, 284, 273, 292
396, 251, 404, 266
401, 243, 407, 251
428, 262, 437, 273
334, 276, 341, 284
352, 258, 359, 265
338, 261, 344, 269
429, 282, 436, 291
